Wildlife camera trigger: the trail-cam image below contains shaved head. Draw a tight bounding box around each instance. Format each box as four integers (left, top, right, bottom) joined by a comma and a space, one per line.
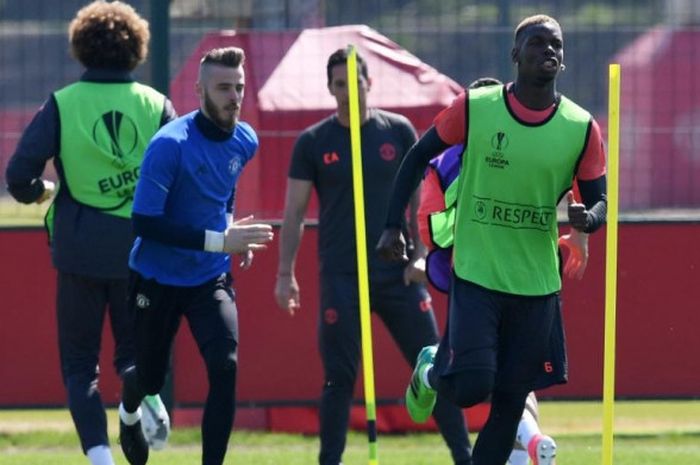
514, 14, 562, 47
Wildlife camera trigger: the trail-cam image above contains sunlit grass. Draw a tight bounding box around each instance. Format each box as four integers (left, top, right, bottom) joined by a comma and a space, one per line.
1, 401, 699, 464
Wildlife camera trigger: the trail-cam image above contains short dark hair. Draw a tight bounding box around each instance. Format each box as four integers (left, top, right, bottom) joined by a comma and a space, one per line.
514, 14, 561, 45
69, 1, 150, 71
326, 48, 369, 85
467, 77, 502, 89
200, 47, 246, 69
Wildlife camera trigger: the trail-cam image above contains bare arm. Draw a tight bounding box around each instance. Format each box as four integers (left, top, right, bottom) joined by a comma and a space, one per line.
403, 184, 428, 285
274, 178, 313, 315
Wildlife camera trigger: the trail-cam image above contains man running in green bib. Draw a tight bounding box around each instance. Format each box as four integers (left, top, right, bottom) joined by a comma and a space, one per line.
5, 3, 176, 464
377, 14, 607, 465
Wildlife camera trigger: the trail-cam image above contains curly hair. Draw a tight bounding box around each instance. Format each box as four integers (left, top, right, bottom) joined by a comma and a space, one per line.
68, 1, 150, 71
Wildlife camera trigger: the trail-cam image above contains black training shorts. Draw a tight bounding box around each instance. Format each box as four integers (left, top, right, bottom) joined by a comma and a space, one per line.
433, 276, 567, 392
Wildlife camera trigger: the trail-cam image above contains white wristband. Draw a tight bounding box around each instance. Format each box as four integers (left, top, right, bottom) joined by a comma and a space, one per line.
204, 230, 225, 252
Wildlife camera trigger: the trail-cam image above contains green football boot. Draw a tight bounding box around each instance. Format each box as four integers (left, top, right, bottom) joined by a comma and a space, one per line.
405, 345, 437, 423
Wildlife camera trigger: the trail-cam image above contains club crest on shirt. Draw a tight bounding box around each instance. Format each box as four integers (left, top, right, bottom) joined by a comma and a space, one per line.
136, 293, 150, 309
324, 308, 339, 325
229, 156, 242, 174
379, 142, 396, 161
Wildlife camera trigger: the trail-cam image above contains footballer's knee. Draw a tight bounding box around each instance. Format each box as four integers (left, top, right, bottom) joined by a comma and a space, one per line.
203, 340, 238, 378
441, 369, 494, 408
322, 365, 356, 394
65, 371, 100, 398
322, 376, 354, 393
322, 364, 357, 393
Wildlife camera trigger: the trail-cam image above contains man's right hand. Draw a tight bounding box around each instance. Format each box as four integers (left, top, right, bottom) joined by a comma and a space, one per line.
558, 228, 589, 280
376, 228, 409, 262
223, 216, 274, 254
274, 273, 301, 316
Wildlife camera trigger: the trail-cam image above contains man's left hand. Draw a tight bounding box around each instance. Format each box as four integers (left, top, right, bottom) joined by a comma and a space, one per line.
376, 228, 409, 262
566, 191, 590, 231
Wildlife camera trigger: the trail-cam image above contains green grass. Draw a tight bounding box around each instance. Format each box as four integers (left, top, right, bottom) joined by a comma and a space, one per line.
1, 400, 699, 464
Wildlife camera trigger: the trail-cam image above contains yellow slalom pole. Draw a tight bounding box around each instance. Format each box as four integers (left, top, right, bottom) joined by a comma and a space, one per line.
602, 63, 621, 465
347, 45, 379, 465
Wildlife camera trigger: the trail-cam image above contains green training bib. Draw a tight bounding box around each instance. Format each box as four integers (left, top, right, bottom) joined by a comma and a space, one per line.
453, 85, 591, 295
53, 81, 164, 219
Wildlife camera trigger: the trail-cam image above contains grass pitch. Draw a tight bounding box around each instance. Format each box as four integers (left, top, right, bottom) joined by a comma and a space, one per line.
0, 400, 699, 464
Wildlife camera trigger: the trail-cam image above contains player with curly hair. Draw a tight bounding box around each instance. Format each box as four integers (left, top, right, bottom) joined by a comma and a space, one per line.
5, 2, 177, 464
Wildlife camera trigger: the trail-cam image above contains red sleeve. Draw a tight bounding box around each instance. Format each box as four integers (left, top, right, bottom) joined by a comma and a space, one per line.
418, 168, 446, 248
576, 119, 607, 181
571, 179, 581, 202
433, 92, 467, 146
